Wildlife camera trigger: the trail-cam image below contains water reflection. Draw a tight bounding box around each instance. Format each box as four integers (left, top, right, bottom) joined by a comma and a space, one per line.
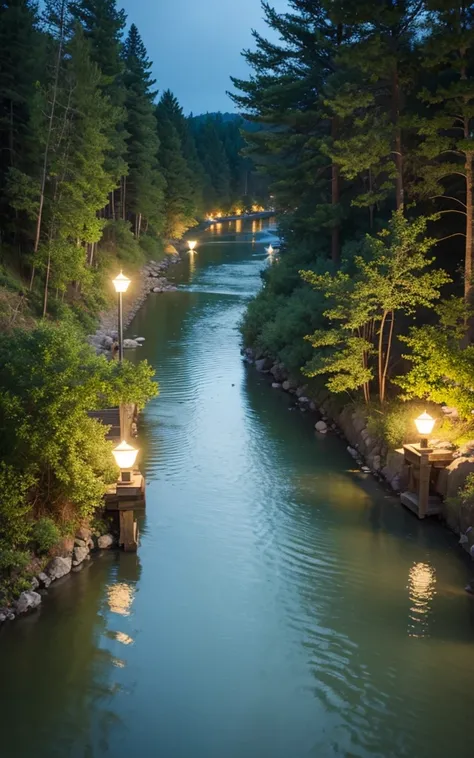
106, 582, 135, 616
408, 561, 436, 638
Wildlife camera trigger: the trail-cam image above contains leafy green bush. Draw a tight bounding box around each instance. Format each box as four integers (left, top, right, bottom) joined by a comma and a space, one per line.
0, 547, 31, 605
31, 518, 61, 555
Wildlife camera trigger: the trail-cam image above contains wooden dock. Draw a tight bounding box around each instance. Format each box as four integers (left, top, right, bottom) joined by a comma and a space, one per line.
88, 404, 144, 551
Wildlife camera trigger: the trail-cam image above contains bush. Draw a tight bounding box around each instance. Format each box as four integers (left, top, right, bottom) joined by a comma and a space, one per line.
31, 518, 61, 555
0, 547, 31, 605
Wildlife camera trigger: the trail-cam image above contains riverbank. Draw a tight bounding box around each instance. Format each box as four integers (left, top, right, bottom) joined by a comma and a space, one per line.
244, 347, 474, 560
88, 251, 183, 357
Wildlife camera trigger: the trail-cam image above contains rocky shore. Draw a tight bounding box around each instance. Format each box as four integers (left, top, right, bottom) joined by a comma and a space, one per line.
88, 252, 182, 357
0, 525, 117, 623
244, 348, 474, 558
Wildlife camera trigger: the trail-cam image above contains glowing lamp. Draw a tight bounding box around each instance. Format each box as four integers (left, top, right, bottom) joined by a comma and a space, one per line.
113, 271, 131, 294
188, 240, 197, 251
112, 441, 139, 482
414, 412, 435, 448
266, 245, 274, 255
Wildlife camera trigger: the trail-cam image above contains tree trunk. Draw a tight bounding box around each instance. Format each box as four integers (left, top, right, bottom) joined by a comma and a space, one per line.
392, 64, 404, 211
122, 176, 126, 220
137, 213, 142, 240
42, 243, 51, 317
331, 116, 340, 266
31, 0, 67, 290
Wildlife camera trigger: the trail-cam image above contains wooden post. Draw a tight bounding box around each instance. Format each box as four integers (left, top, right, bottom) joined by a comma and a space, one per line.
119, 510, 138, 552
418, 450, 431, 519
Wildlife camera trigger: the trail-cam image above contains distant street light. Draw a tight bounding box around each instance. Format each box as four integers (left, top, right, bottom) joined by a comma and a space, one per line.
112, 440, 139, 483
414, 412, 435, 449
188, 240, 197, 251
265, 245, 274, 255
112, 271, 131, 363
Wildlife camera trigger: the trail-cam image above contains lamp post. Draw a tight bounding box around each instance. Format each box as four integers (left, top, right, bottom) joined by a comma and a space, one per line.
265, 244, 274, 255
414, 412, 435, 449
187, 240, 197, 252
112, 271, 131, 362
112, 440, 139, 484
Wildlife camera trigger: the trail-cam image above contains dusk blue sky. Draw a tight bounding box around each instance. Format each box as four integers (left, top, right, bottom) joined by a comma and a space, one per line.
120, 0, 289, 115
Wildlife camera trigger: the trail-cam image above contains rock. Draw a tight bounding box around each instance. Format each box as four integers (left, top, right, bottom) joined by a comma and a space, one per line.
74, 537, 87, 548
372, 455, 382, 472
315, 420, 328, 433
46, 556, 72, 581
87, 538, 95, 550
361, 466, 371, 473
271, 383, 281, 389
383, 449, 405, 483
0, 613, 6, 623
37, 572, 51, 589
458, 441, 474, 457
98, 534, 114, 549
298, 396, 310, 404
309, 402, 316, 412
444, 457, 474, 500
391, 475, 401, 492
135, 337, 145, 343
282, 380, 291, 391
73, 546, 89, 566
255, 358, 270, 372
15, 591, 41, 615
347, 446, 358, 459
296, 386, 308, 398
7, 612, 15, 621
123, 338, 140, 349
30, 577, 39, 591
270, 362, 286, 382
76, 526, 92, 542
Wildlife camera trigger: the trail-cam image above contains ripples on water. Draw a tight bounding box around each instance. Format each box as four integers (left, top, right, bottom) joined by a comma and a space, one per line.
1, 219, 474, 758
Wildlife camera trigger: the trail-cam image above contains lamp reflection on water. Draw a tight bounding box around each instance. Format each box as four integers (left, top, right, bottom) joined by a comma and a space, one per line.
107, 582, 135, 616
407, 561, 436, 637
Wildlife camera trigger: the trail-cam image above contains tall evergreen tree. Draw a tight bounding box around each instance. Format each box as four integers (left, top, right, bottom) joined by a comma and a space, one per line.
156, 92, 197, 237
122, 23, 164, 238
416, 1, 474, 310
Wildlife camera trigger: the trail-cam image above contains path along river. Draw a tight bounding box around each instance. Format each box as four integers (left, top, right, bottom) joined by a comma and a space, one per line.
2, 218, 474, 758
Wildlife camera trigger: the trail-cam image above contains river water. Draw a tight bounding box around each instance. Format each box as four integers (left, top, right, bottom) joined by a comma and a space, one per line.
2, 218, 474, 758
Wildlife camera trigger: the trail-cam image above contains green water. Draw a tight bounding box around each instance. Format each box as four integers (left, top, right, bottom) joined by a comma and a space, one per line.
1, 218, 474, 758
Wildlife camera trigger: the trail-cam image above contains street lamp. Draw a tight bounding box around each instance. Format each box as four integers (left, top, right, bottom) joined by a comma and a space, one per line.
414, 412, 435, 449
112, 440, 139, 483
265, 245, 274, 255
187, 240, 197, 252
112, 271, 131, 362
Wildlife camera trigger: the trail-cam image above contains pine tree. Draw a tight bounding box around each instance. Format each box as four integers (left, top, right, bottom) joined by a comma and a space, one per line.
122, 23, 164, 238
156, 93, 197, 237
230, 1, 349, 264
193, 116, 232, 211
0, 0, 42, 247
71, 0, 127, 217
416, 1, 474, 311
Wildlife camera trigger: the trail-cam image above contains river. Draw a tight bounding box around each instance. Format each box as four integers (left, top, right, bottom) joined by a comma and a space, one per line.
1, 217, 474, 758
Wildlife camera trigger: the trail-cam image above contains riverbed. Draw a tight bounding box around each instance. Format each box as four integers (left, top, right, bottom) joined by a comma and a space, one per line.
1, 217, 474, 758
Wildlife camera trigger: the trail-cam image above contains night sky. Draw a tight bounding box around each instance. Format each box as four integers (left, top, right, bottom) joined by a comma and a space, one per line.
120, 0, 289, 115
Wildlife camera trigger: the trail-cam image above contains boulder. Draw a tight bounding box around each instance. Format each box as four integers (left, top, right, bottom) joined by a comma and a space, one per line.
46, 556, 72, 581
282, 380, 291, 392
296, 386, 308, 398
15, 591, 41, 615
30, 577, 39, 591
271, 383, 281, 389
255, 357, 272, 372
443, 457, 474, 501
135, 337, 146, 343
74, 537, 87, 548
382, 448, 405, 483
73, 546, 89, 566
76, 526, 92, 542
123, 339, 140, 349
372, 455, 382, 472
309, 402, 316, 412
347, 446, 358, 459
0, 613, 6, 623
37, 572, 51, 589
270, 363, 286, 383
98, 534, 114, 549
315, 420, 328, 433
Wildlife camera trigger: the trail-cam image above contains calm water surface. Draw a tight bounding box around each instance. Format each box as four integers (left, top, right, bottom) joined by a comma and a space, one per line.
2, 218, 474, 758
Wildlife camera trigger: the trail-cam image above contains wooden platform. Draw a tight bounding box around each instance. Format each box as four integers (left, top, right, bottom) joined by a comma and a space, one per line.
400, 490, 442, 518
88, 407, 121, 441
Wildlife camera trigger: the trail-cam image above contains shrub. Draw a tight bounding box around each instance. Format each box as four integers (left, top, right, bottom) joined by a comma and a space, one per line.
31, 518, 61, 555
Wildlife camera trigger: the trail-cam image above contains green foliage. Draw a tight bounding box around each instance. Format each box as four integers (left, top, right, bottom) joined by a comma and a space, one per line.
396, 297, 474, 419
303, 212, 450, 402
0, 322, 158, 527
31, 517, 61, 555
